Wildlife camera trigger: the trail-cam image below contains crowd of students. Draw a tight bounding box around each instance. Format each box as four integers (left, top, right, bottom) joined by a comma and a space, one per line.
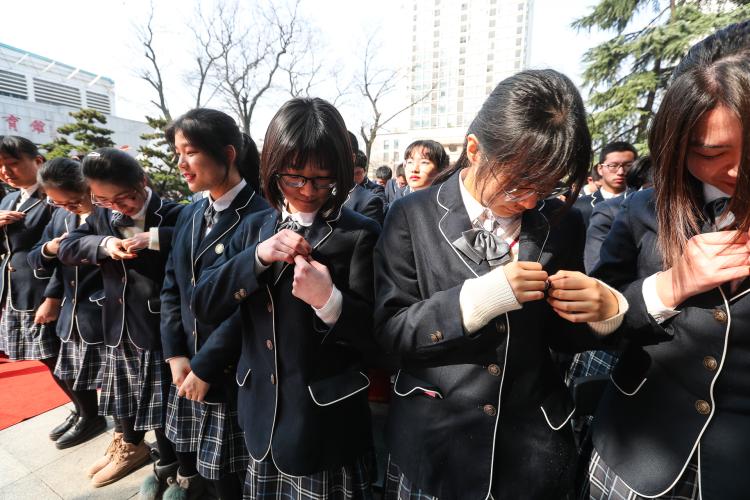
0, 20, 747, 500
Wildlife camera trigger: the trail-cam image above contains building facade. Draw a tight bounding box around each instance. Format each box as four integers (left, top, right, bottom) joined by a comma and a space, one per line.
0, 42, 151, 152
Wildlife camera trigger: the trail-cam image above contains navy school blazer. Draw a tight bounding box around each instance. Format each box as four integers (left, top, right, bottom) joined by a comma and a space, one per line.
160, 184, 268, 401
192, 205, 381, 476
28, 209, 105, 343
0, 189, 56, 312
343, 184, 384, 227
374, 169, 608, 500
591, 188, 750, 500
57, 193, 182, 350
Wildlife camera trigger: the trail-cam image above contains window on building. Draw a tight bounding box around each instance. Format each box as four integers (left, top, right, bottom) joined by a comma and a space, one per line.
0, 70, 28, 100
33, 78, 81, 108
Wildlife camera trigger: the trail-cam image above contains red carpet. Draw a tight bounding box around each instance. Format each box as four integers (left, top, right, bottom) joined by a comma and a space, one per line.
0, 358, 70, 430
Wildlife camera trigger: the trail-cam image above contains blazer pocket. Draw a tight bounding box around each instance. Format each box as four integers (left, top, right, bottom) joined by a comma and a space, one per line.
147, 298, 160, 314
308, 371, 370, 407
89, 290, 106, 307
539, 390, 576, 431
393, 370, 443, 399
236, 356, 252, 387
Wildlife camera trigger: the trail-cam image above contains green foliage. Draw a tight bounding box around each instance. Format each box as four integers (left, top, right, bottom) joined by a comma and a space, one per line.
43, 109, 115, 159
575, 0, 750, 153
137, 116, 190, 202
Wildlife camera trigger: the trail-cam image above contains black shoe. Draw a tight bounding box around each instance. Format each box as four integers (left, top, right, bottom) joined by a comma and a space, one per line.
49, 411, 79, 441
56, 415, 107, 449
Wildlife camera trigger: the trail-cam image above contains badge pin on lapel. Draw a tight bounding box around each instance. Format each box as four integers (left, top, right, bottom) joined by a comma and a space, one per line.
214, 243, 224, 254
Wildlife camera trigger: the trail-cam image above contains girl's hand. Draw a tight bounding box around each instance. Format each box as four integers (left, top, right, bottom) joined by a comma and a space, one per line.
257, 229, 311, 265
503, 261, 549, 303
34, 297, 61, 324
656, 231, 750, 307
43, 233, 68, 256
121, 232, 150, 253
168, 356, 192, 387
0, 210, 25, 227
292, 254, 333, 309
547, 270, 619, 322
178, 371, 211, 402
104, 237, 138, 260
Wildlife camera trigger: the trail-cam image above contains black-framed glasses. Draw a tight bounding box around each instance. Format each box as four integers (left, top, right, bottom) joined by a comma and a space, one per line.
90, 189, 141, 208
47, 196, 85, 210
502, 182, 568, 203
600, 161, 633, 172
275, 173, 337, 190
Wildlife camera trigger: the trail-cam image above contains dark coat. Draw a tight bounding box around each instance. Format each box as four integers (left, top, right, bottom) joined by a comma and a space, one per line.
160, 184, 268, 401
584, 195, 627, 273
384, 178, 405, 205
362, 178, 386, 200
343, 184, 384, 227
57, 193, 182, 350
0, 189, 55, 311
572, 189, 604, 228
27, 209, 104, 343
192, 205, 381, 476
591, 188, 750, 500
374, 169, 604, 500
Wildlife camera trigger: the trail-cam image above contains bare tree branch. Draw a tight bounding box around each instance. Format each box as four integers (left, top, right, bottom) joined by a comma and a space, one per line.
136, 3, 171, 121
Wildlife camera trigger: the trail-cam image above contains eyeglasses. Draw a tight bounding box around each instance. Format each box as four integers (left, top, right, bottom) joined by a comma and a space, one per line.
46, 196, 86, 210
275, 173, 337, 190
90, 190, 140, 208
599, 161, 633, 172
502, 182, 568, 203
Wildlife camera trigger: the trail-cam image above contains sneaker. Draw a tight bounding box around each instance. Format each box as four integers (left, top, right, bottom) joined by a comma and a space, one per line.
162, 472, 207, 500
91, 440, 151, 488
49, 411, 78, 441
138, 460, 179, 500
86, 431, 123, 478
55, 416, 107, 449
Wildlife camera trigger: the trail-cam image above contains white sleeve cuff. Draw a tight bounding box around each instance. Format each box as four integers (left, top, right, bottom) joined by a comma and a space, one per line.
148, 227, 160, 251
41, 243, 56, 260
588, 279, 629, 336
642, 272, 680, 324
460, 265, 522, 334
99, 236, 113, 256
313, 285, 343, 327
254, 247, 270, 274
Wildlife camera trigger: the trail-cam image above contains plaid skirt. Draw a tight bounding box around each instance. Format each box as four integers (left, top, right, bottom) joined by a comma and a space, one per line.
98, 336, 169, 431
0, 296, 59, 360
565, 350, 621, 385
165, 384, 248, 480
244, 454, 373, 500
588, 449, 699, 499
54, 334, 106, 391
383, 458, 437, 500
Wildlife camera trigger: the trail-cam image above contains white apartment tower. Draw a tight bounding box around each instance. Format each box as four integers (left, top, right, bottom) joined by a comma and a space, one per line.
372, 0, 532, 167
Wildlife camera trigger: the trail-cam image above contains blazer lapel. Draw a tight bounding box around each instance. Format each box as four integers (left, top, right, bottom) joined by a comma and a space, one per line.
436, 170, 491, 278
18, 189, 43, 213
189, 200, 207, 265
194, 187, 255, 264
144, 192, 164, 229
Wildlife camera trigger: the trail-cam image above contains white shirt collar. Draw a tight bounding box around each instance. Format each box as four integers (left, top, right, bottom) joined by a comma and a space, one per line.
458, 171, 520, 232
599, 186, 624, 199
703, 183, 731, 204
20, 184, 39, 200
281, 202, 317, 227
207, 179, 246, 213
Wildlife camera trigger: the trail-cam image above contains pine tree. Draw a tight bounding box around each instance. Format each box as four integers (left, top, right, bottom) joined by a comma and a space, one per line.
43, 109, 115, 158
138, 116, 190, 201
575, 0, 750, 152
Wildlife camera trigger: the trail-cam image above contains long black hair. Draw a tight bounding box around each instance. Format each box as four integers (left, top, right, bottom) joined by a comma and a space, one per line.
436, 69, 591, 209
261, 98, 353, 215
165, 108, 261, 193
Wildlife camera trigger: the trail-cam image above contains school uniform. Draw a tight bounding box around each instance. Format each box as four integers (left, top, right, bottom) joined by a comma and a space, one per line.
161, 180, 268, 480
384, 179, 405, 205
27, 208, 106, 390
58, 189, 182, 430
373, 169, 625, 500
0, 186, 58, 360
344, 184, 384, 227
588, 187, 750, 500
192, 203, 381, 498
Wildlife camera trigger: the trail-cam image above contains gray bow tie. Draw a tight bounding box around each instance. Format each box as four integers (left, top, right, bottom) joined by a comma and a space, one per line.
452, 228, 511, 267
276, 217, 305, 235
204, 204, 220, 229
111, 213, 134, 229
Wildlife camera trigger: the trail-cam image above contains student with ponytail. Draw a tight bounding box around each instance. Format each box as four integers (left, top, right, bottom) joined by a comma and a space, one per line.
150, 108, 268, 500
58, 148, 182, 488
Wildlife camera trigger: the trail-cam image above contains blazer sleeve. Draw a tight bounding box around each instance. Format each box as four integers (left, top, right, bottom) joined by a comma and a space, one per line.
584, 202, 616, 273
190, 310, 243, 383
374, 201, 475, 365
57, 215, 109, 267
156, 202, 183, 255
28, 217, 59, 275
160, 233, 189, 360
361, 195, 384, 228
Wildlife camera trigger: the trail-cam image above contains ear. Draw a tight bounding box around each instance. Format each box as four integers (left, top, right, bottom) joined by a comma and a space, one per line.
596, 164, 604, 176
466, 134, 481, 166
225, 145, 237, 167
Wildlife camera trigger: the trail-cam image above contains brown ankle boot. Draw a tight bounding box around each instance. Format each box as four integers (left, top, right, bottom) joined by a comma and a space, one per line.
91, 439, 151, 487
86, 431, 123, 478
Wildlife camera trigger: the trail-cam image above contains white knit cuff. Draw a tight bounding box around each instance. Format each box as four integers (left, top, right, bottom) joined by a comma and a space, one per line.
460, 266, 521, 334
588, 279, 629, 336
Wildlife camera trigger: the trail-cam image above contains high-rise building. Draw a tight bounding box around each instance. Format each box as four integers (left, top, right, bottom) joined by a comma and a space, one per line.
370, 0, 532, 168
